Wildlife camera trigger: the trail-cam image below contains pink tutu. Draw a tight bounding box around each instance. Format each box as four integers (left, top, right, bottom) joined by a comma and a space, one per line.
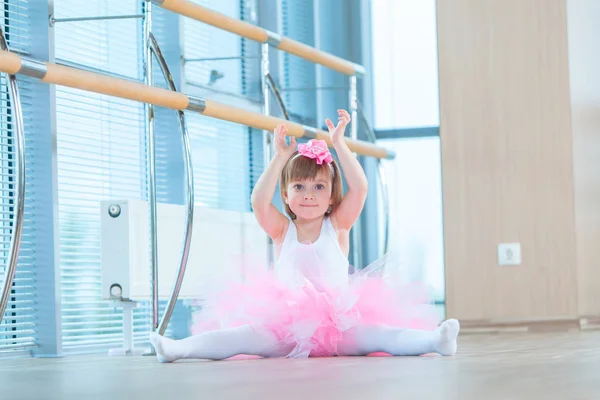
190, 250, 441, 358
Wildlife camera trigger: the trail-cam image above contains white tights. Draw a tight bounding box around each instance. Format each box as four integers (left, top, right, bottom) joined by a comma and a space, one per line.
149, 319, 460, 362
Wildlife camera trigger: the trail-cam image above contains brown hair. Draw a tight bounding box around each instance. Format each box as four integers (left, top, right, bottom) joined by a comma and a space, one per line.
279, 151, 343, 220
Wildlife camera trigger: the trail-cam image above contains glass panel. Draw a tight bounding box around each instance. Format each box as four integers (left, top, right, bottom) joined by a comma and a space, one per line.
371, 0, 439, 129
379, 137, 445, 303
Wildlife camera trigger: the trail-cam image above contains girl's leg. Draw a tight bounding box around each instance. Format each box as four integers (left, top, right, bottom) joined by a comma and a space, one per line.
338, 319, 460, 357
149, 324, 292, 362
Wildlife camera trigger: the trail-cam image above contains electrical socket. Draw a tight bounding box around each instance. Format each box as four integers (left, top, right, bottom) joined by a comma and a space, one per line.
498, 243, 521, 266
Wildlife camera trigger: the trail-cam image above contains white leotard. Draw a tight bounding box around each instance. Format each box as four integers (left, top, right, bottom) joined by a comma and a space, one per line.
275, 218, 349, 288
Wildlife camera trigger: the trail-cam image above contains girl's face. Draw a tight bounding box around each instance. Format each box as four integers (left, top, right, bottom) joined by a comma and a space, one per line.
284, 169, 333, 221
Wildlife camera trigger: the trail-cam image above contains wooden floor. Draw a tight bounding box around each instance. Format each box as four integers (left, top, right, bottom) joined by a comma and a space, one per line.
2, 331, 600, 399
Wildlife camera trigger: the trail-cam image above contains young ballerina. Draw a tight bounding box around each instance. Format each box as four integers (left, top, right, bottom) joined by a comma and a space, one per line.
150, 109, 459, 362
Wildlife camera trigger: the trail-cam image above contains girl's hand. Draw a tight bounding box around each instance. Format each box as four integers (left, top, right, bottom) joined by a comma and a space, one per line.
326, 109, 351, 146
274, 124, 296, 159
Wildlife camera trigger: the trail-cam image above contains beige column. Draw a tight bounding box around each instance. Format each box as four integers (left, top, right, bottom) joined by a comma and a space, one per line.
436, 0, 578, 322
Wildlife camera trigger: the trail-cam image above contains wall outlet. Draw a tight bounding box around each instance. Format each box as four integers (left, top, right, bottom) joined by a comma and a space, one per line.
498, 243, 521, 265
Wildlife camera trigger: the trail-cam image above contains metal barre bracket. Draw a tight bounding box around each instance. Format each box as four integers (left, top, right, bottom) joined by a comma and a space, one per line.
186, 96, 206, 113
19, 57, 47, 80
302, 126, 318, 139
265, 31, 281, 47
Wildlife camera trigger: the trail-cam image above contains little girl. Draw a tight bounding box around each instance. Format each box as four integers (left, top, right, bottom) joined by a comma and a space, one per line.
150, 109, 459, 362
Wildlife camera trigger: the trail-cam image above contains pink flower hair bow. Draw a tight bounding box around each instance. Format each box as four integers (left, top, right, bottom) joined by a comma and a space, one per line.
297, 139, 333, 165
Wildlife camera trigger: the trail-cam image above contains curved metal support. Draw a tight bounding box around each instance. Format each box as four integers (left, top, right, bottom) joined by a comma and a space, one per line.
143, 1, 160, 333
265, 73, 290, 121
148, 32, 195, 336
148, 33, 194, 335
358, 104, 390, 255
0, 27, 26, 326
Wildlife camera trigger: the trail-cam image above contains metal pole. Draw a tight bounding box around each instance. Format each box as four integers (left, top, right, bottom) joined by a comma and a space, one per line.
261, 43, 274, 267
281, 86, 348, 92
143, 1, 159, 333
49, 14, 144, 26
349, 75, 362, 268
183, 55, 261, 63
0, 27, 26, 327
377, 160, 390, 255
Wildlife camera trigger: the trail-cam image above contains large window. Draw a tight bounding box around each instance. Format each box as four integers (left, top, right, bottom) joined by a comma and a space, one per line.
182, 0, 258, 212
183, 0, 243, 96
371, 0, 444, 305
51, 0, 258, 354
371, 0, 439, 129
0, 0, 381, 357
54, 0, 149, 353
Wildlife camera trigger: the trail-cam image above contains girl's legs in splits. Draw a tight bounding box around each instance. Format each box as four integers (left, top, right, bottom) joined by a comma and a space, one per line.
338, 319, 460, 357
149, 324, 292, 363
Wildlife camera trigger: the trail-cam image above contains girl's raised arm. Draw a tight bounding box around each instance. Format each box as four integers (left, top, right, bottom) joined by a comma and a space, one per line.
250, 124, 295, 241
327, 110, 368, 230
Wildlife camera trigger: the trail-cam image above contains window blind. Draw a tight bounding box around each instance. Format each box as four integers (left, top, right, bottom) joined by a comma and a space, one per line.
150, 4, 189, 206
181, 0, 255, 212
53, 0, 153, 353
182, 0, 243, 97
280, 0, 317, 126
0, 0, 37, 353
185, 114, 251, 211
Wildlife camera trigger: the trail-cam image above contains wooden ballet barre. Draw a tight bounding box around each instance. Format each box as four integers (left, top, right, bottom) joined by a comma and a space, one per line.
0, 50, 392, 159
148, 0, 365, 77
